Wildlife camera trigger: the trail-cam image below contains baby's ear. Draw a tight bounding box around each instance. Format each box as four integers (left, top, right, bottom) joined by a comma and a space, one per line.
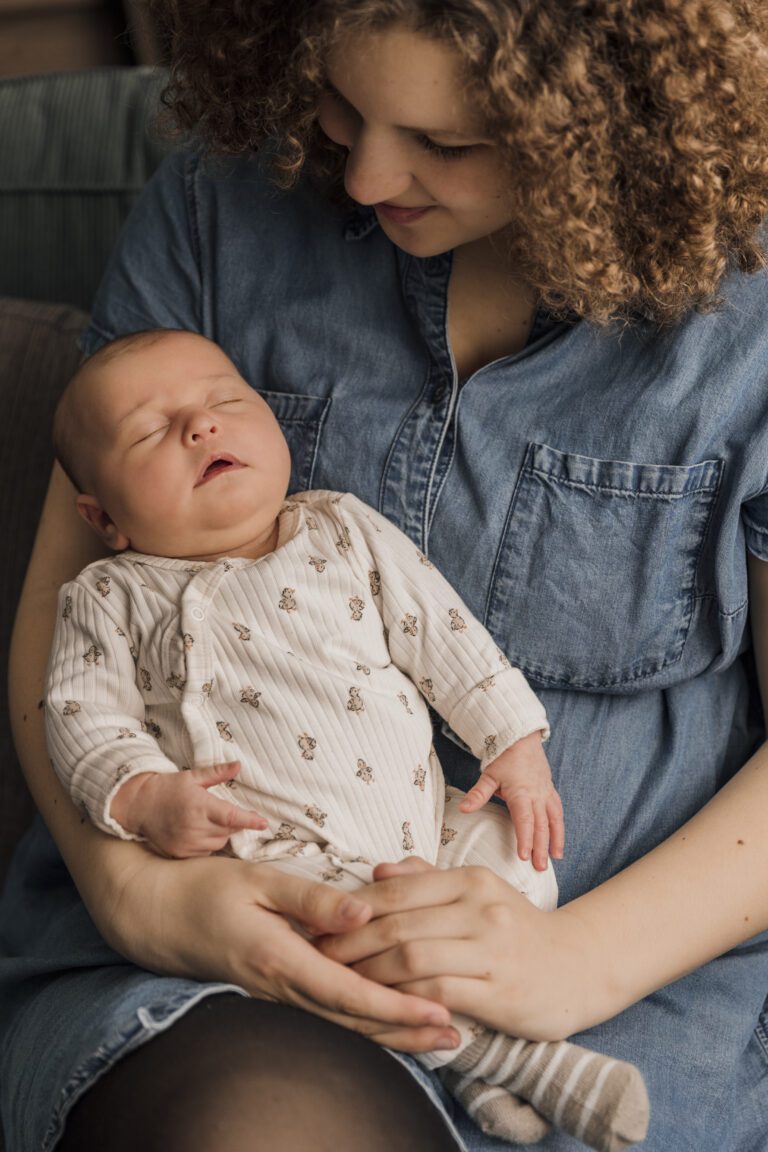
76, 496, 131, 552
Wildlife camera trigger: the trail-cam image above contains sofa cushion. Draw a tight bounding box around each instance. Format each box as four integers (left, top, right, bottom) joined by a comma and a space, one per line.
0, 68, 168, 309
0, 298, 88, 889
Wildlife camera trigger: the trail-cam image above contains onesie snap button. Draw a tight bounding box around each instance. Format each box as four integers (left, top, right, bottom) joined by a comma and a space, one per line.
190, 605, 205, 621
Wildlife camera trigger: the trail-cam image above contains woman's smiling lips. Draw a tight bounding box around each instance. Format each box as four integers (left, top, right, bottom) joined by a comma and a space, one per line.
374, 202, 435, 224
195, 454, 245, 486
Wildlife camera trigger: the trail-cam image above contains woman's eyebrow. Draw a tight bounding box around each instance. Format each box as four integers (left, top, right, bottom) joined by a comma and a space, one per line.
325, 81, 489, 142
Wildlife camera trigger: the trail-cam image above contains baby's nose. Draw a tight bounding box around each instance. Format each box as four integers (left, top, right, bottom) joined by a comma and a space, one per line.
184, 409, 219, 442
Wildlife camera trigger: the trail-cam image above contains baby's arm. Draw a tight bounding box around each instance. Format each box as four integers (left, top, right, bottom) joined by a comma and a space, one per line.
338, 494, 563, 866
45, 575, 265, 857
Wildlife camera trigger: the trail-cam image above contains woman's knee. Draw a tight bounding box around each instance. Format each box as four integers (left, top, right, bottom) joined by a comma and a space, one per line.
57, 994, 458, 1152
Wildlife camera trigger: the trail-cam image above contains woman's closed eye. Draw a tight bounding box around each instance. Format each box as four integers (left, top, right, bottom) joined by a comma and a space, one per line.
322, 84, 476, 161
416, 135, 476, 161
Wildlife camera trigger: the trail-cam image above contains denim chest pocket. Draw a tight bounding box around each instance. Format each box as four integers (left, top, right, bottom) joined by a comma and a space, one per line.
485, 443, 723, 691
257, 390, 331, 493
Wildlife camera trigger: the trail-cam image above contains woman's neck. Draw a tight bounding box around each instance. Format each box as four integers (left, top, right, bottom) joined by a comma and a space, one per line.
448, 236, 537, 381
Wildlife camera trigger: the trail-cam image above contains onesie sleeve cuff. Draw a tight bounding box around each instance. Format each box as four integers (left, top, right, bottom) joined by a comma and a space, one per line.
84, 759, 180, 841
446, 665, 550, 767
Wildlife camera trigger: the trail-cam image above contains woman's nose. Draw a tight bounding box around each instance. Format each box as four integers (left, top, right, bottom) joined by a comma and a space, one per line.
342, 129, 413, 206
182, 408, 219, 444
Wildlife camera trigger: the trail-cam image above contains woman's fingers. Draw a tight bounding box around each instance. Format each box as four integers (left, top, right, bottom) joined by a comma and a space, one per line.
357, 862, 485, 920
350, 934, 493, 987
230, 876, 455, 1040
317, 903, 472, 966
255, 867, 462, 1026
371, 856, 435, 880
259, 866, 374, 934
268, 931, 451, 1031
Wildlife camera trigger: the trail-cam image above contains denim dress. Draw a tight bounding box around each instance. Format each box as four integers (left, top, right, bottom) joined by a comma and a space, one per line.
1, 148, 767, 1151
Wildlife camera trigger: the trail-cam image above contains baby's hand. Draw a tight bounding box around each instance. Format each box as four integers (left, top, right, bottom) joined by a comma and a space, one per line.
109, 761, 268, 857
459, 732, 564, 871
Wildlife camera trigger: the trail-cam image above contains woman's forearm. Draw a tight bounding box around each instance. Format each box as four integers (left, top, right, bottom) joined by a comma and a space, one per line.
320, 741, 768, 1041
563, 739, 768, 1027
8, 464, 129, 898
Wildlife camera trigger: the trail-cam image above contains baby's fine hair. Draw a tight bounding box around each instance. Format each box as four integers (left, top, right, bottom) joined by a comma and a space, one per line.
151, 0, 768, 325
53, 329, 170, 493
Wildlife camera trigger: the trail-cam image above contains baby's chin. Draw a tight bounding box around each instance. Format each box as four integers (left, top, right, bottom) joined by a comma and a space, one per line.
132, 525, 279, 563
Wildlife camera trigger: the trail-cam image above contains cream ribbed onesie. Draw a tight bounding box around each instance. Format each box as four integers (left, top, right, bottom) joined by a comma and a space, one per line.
46, 490, 552, 883
45, 491, 650, 1152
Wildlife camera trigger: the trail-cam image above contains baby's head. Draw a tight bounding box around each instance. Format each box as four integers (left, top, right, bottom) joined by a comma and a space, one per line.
54, 330, 292, 560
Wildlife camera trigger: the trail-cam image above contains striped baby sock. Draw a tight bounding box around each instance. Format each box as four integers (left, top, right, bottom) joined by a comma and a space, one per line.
442, 1029, 650, 1151
440, 1066, 552, 1143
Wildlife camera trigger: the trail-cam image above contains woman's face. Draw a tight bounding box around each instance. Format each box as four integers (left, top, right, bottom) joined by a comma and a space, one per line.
318, 26, 514, 258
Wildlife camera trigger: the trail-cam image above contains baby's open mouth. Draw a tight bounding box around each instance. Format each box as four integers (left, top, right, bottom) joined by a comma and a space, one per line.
196, 454, 243, 485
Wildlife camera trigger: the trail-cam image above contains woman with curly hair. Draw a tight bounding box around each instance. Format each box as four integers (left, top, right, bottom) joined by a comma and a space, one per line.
4, 2, 768, 1150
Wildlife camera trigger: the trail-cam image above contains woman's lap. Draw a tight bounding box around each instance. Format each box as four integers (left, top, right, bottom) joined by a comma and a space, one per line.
1, 819, 766, 1152
55, 995, 463, 1152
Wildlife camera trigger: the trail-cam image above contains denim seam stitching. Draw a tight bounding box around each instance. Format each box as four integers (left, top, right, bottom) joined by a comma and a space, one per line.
483, 442, 533, 631
755, 1017, 768, 1065
300, 401, 330, 492
528, 469, 719, 499
718, 598, 748, 620
186, 153, 205, 334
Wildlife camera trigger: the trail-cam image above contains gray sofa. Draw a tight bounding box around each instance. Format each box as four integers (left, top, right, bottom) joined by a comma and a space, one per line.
0, 66, 168, 886
0, 67, 168, 1149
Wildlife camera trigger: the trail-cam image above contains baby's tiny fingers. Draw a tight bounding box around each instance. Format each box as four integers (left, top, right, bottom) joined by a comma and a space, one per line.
547, 794, 565, 859
195, 761, 242, 788
507, 795, 535, 861
531, 803, 552, 871
458, 774, 498, 812
218, 805, 268, 832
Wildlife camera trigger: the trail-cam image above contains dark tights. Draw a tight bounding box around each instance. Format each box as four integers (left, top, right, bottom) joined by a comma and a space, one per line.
57, 995, 459, 1151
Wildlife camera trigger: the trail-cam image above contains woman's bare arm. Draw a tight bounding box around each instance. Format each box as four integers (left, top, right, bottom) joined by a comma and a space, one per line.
10, 464, 112, 876
8, 464, 456, 1051
319, 555, 768, 1039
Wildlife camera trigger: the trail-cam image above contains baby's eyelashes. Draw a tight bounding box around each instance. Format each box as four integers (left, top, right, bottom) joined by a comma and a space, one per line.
132, 424, 169, 446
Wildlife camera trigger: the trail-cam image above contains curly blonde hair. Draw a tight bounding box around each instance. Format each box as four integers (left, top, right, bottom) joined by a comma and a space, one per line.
153, 0, 768, 324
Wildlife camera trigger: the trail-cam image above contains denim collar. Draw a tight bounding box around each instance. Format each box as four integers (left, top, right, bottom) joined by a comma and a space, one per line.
343, 203, 379, 242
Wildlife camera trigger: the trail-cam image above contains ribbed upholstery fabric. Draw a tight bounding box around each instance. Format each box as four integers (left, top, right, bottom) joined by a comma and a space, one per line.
0, 298, 88, 889
0, 68, 168, 309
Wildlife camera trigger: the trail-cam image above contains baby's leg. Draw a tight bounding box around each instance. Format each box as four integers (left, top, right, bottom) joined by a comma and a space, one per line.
430, 789, 649, 1151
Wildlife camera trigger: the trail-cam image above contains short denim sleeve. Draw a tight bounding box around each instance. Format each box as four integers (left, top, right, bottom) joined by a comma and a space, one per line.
742, 490, 768, 560
80, 149, 203, 359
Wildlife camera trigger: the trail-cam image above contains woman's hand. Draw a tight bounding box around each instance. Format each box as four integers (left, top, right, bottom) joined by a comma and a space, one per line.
316, 857, 605, 1042
96, 844, 460, 1053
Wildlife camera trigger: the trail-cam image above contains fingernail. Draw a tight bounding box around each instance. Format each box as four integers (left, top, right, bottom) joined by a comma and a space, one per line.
339, 897, 366, 919
426, 1010, 451, 1026
434, 1032, 459, 1050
